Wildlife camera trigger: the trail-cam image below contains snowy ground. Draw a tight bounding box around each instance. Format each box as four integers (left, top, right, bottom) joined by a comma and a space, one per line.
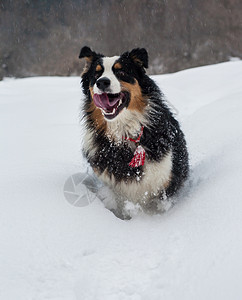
1, 61, 242, 300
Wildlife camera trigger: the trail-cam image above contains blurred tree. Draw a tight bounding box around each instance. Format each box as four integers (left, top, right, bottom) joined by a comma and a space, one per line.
0, 0, 241, 78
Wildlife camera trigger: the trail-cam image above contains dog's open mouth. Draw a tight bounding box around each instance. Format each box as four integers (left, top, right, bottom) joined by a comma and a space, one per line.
93, 92, 127, 120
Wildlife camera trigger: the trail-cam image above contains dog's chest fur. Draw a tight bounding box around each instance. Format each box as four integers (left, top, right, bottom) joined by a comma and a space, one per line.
83, 105, 173, 204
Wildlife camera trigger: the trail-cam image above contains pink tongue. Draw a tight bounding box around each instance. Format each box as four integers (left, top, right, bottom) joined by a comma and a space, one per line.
93, 93, 120, 110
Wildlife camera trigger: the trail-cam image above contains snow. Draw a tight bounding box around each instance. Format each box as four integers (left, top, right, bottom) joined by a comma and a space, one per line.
1, 61, 242, 300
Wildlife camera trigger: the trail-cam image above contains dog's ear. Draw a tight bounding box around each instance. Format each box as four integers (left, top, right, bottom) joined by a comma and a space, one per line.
79, 46, 100, 76
79, 46, 98, 62
129, 48, 148, 69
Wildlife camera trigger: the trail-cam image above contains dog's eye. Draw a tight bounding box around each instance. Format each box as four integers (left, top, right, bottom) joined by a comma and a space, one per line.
117, 70, 126, 76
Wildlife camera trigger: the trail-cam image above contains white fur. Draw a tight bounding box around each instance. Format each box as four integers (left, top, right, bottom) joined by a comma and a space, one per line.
82, 128, 97, 158
106, 108, 147, 142
82, 109, 146, 157
99, 150, 173, 205
93, 56, 121, 94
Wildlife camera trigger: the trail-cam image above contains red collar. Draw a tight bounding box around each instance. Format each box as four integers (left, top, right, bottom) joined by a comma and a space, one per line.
122, 126, 145, 167
123, 126, 144, 143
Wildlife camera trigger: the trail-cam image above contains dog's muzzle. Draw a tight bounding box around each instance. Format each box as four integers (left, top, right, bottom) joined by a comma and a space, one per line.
93, 92, 128, 120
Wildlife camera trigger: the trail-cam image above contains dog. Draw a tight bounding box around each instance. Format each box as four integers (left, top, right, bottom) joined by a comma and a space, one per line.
79, 46, 189, 216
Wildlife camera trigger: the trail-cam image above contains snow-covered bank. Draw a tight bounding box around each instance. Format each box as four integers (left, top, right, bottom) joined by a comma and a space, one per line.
0, 61, 242, 300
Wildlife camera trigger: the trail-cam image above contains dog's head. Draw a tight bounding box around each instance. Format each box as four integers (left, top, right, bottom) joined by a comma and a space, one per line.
79, 46, 149, 122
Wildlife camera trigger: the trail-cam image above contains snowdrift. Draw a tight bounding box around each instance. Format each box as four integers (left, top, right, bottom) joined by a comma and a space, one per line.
0, 61, 242, 300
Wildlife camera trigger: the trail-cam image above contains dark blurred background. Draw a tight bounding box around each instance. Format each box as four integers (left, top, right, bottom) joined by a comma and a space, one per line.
0, 0, 242, 79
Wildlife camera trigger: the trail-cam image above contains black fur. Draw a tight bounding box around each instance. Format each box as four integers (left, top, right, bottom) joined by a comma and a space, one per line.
79, 46, 189, 199
129, 48, 149, 68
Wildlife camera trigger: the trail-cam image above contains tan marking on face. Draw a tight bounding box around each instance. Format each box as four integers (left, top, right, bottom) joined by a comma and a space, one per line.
88, 87, 107, 131
96, 64, 102, 72
114, 62, 122, 69
89, 86, 94, 98
120, 80, 147, 113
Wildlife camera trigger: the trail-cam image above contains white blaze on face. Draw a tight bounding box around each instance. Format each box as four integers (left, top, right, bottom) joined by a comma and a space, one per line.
93, 56, 121, 94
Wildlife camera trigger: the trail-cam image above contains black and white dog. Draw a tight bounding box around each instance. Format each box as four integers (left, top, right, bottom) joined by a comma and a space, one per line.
79, 46, 189, 215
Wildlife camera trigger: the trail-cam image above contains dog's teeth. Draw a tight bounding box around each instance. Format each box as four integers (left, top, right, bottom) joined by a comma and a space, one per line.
101, 108, 116, 115
118, 99, 122, 107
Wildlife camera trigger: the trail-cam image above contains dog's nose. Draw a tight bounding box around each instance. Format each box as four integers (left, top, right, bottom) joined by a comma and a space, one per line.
96, 77, 111, 91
